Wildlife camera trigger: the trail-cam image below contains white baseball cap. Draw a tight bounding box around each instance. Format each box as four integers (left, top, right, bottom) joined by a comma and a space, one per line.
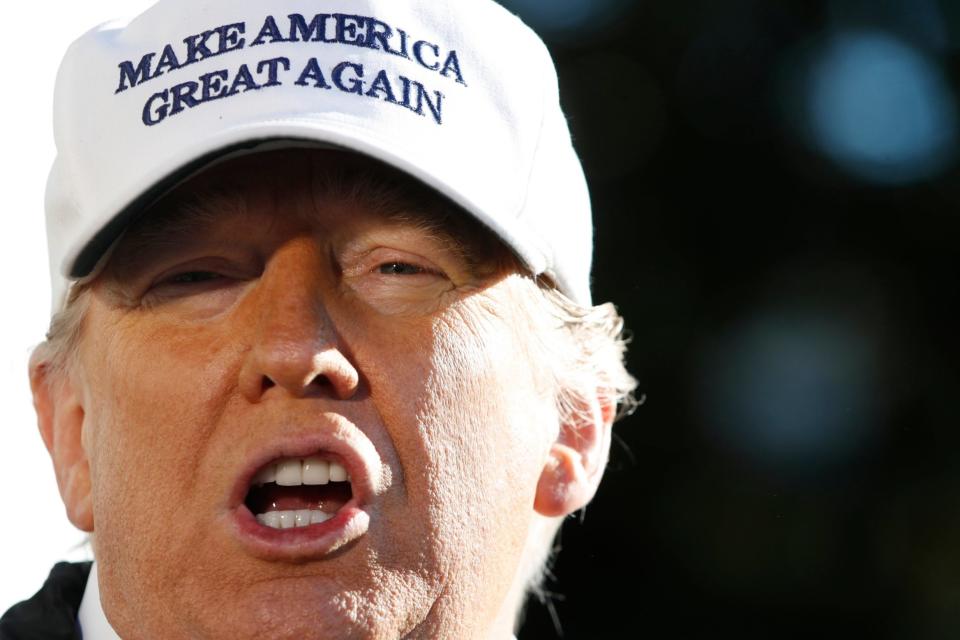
45, 0, 593, 314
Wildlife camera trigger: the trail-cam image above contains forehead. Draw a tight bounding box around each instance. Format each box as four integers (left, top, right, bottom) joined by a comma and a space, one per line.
114, 148, 510, 266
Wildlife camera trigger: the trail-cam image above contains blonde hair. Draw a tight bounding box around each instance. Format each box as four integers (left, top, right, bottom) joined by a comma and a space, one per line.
33, 282, 91, 382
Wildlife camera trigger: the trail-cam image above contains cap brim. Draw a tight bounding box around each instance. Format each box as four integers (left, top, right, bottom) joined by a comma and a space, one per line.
67, 122, 547, 282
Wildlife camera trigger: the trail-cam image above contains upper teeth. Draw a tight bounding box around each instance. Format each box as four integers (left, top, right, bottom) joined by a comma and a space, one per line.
254, 457, 350, 486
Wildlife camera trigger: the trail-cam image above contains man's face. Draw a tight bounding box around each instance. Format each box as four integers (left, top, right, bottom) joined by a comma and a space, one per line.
69, 151, 561, 639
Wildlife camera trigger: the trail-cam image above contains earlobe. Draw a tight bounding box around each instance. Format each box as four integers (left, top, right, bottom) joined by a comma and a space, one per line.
533, 394, 614, 518
29, 355, 94, 532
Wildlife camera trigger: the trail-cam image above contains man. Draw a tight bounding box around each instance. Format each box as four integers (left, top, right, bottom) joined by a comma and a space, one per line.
2, 0, 635, 638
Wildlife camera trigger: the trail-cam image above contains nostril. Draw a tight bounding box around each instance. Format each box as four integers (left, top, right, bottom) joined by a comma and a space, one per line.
242, 350, 358, 401
309, 374, 333, 389
259, 374, 334, 397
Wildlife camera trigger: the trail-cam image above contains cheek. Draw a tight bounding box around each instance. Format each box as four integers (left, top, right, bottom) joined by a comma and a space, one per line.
357, 295, 555, 612
80, 317, 240, 560
85, 319, 234, 457
422, 304, 551, 524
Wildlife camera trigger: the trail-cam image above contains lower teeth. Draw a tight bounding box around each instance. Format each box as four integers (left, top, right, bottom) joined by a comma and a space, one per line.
256, 510, 334, 529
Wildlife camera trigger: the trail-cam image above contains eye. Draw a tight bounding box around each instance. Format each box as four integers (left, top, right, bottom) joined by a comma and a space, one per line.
146, 267, 237, 301
339, 245, 453, 310
141, 264, 249, 314
167, 271, 223, 284
378, 262, 427, 276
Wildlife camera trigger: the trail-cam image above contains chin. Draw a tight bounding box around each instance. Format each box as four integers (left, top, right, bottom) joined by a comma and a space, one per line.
146, 570, 437, 640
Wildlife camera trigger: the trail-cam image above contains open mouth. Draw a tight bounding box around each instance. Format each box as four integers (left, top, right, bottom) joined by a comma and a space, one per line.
244, 456, 354, 529
229, 430, 377, 560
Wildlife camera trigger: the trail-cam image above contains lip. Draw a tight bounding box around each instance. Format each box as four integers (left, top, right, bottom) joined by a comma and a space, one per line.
225, 420, 381, 561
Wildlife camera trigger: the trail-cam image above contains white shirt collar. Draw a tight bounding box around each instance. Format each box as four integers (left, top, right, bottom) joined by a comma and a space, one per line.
78, 562, 122, 640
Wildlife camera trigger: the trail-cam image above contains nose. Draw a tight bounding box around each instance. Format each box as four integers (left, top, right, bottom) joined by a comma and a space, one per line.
238, 238, 359, 403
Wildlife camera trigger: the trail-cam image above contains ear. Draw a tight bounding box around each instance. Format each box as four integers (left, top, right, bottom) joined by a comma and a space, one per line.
29, 352, 94, 532
534, 392, 616, 518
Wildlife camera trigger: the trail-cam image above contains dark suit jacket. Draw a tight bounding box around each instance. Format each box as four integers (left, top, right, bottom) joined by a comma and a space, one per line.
0, 562, 91, 640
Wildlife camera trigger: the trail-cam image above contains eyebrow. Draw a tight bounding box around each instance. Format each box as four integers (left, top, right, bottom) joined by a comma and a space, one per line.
379, 209, 483, 272
99, 189, 244, 283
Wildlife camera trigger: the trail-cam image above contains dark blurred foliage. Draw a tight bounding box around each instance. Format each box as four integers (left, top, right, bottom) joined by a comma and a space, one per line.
497, 1, 960, 638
